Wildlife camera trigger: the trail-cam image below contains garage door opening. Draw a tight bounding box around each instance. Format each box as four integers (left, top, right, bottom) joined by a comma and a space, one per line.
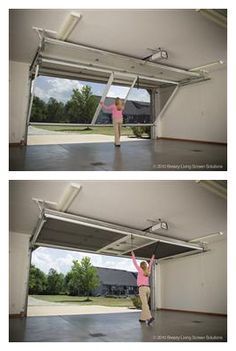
28, 246, 141, 317
26, 206, 204, 317
25, 33, 207, 147
28, 75, 152, 146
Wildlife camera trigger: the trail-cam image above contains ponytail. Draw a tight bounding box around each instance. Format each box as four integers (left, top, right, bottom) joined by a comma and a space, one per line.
140, 261, 150, 277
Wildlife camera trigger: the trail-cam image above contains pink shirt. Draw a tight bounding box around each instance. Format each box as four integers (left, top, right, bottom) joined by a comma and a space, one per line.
131, 253, 155, 287
100, 102, 124, 119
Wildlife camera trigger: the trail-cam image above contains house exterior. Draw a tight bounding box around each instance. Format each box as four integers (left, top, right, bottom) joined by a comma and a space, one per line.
92, 267, 138, 296
95, 96, 151, 124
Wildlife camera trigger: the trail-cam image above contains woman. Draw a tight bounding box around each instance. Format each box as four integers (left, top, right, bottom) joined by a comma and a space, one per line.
100, 97, 124, 146
131, 250, 155, 325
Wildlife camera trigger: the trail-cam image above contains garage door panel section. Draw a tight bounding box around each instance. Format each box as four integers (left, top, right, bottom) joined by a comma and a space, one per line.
40, 38, 202, 85
37, 218, 125, 251
129, 241, 197, 259
33, 210, 203, 259
100, 236, 156, 255
39, 64, 167, 88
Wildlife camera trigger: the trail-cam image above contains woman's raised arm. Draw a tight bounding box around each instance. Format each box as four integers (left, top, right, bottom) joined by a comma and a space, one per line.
148, 254, 155, 272
99, 101, 114, 111
131, 251, 140, 271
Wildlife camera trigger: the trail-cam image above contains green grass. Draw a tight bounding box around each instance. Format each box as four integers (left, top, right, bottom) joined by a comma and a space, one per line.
34, 125, 136, 137
31, 295, 135, 308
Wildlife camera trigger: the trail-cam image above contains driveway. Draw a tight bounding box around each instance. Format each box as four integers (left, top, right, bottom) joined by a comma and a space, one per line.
27, 296, 139, 317
27, 126, 142, 145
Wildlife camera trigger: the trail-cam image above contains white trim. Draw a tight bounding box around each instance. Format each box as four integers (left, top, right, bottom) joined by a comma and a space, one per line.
150, 261, 157, 310
189, 231, 224, 243
25, 64, 39, 144
124, 76, 138, 104
190, 60, 224, 72
30, 216, 46, 247
29, 122, 154, 127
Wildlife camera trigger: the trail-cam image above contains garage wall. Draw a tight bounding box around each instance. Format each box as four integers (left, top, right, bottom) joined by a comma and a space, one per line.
9, 232, 31, 316
9, 60, 30, 144
157, 68, 227, 143
158, 239, 227, 314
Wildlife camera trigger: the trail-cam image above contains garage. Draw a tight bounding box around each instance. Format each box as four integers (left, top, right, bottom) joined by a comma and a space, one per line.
9, 9, 227, 171
9, 180, 227, 342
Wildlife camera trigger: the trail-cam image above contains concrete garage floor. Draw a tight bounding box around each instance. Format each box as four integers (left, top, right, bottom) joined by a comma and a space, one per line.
9, 139, 227, 171
9, 310, 227, 342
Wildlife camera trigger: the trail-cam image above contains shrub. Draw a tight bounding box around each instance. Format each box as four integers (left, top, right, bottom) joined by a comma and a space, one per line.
130, 295, 142, 309
131, 126, 151, 138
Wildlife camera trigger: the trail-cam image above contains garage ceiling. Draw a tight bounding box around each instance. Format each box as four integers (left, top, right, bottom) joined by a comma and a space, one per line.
9, 9, 226, 69
9, 181, 227, 252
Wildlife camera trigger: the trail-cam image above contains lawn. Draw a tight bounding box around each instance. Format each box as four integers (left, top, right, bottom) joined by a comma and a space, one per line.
34, 125, 135, 137
31, 295, 135, 308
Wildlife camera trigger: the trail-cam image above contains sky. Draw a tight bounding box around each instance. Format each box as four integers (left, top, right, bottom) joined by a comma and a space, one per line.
32, 247, 141, 275
34, 76, 150, 103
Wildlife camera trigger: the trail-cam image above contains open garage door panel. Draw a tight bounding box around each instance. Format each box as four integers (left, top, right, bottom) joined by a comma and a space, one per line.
126, 242, 196, 260
31, 36, 207, 89
37, 218, 126, 251
38, 37, 203, 85
31, 209, 203, 260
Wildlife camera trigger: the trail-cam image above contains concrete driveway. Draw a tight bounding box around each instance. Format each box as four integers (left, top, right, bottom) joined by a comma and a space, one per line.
27, 296, 139, 317
27, 126, 142, 145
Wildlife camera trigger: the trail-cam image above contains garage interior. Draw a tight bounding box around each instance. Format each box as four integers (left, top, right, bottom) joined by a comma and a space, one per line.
9, 9, 227, 171
9, 180, 227, 342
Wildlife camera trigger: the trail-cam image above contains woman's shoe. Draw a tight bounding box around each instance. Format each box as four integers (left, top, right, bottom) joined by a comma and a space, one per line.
146, 317, 155, 326
139, 319, 146, 323
115, 144, 121, 147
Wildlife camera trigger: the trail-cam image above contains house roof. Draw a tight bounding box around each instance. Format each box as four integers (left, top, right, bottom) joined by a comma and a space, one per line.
96, 96, 150, 116
95, 266, 137, 287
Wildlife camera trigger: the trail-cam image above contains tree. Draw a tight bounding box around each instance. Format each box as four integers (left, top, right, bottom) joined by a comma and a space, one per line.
65, 86, 98, 123
28, 265, 47, 295
46, 268, 65, 295
65, 258, 100, 300
46, 97, 65, 123
31, 96, 47, 122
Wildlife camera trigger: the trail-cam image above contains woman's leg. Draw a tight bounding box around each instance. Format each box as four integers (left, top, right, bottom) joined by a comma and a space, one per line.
113, 120, 119, 145
113, 119, 122, 145
113, 120, 118, 144
139, 287, 152, 320
118, 122, 122, 140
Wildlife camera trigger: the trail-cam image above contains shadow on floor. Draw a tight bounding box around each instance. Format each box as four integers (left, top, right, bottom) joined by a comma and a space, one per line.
9, 139, 227, 171
9, 310, 227, 342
